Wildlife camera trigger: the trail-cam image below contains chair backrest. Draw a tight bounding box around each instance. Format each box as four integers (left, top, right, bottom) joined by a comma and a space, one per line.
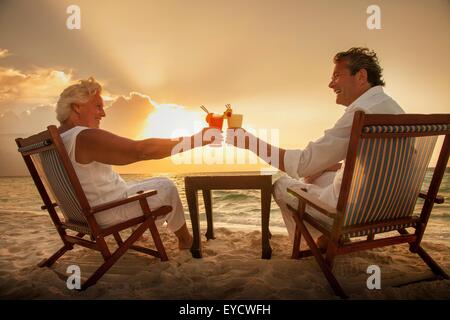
16, 126, 94, 234
336, 112, 450, 235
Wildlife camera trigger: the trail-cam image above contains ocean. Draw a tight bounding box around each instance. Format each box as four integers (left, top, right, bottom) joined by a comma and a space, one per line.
0, 169, 448, 245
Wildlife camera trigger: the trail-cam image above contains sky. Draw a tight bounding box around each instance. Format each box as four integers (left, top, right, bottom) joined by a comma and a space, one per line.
0, 0, 449, 175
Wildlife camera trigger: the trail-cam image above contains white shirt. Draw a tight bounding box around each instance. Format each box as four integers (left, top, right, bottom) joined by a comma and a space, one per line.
60, 126, 128, 207
283, 86, 405, 207
60, 127, 184, 229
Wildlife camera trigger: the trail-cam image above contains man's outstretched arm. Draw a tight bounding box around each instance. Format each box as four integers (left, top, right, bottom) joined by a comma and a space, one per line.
226, 129, 286, 172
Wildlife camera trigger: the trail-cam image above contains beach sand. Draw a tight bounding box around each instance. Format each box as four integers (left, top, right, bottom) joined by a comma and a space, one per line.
1, 210, 449, 299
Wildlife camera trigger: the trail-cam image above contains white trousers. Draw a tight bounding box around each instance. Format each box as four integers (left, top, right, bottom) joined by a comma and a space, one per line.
272, 172, 336, 243
95, 177, 186, 233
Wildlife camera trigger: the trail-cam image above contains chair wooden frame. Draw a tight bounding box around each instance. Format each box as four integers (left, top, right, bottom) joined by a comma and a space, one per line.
16, 125, 170, 290
287, 111, 450, 299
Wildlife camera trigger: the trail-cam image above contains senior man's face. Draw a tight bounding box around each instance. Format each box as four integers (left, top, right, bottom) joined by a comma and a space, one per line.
328, 60, 360, 107
76, 93, 106, 128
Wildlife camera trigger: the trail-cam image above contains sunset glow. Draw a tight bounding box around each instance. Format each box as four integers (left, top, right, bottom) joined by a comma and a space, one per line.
0, 0, 448, 175
139, 102, 205, 139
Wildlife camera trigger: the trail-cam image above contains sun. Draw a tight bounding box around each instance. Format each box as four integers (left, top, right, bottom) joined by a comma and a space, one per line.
139, 102, 206, 139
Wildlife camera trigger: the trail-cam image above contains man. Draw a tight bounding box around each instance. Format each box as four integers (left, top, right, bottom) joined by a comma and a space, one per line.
56, 77, 220, 249
227, 47, 405, 245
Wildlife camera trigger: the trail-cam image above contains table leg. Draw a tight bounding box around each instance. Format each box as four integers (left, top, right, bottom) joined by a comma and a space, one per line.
185, 186, 202, 258
261, 186, 273, 259
202, 189, 215, 240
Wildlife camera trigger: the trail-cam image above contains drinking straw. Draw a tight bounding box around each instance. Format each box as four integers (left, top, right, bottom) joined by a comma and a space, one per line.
200, 105, 209, 113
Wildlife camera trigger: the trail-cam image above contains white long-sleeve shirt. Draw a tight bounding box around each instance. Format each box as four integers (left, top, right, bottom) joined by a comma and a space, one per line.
283, 86, 405, 209
284, 86, 405, 179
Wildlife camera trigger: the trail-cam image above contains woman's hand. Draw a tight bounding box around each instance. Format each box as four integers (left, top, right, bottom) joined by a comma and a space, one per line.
193, 127, 223, 147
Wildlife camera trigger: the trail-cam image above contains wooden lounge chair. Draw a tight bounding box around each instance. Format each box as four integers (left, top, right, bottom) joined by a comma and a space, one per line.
16, 125, 170, 290
287, 111, 449, 298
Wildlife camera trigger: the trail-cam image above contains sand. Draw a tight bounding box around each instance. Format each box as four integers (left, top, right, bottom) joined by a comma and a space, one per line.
1, 210, 449, 299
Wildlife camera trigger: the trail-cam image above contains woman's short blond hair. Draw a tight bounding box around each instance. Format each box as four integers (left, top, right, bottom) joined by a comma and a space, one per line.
55, 77, 102, 122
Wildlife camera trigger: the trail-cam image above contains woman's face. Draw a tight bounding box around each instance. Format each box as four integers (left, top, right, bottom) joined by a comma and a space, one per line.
73, 92, 105, 128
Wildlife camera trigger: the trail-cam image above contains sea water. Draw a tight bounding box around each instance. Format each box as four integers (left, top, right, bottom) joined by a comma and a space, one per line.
0, 169, 448, 245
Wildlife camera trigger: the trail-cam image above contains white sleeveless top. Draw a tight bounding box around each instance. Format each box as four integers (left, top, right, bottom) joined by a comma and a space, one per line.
60, 126, 128, 207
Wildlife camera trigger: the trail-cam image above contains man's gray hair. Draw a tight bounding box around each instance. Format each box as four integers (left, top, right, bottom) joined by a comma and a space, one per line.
55, 77, 102, 122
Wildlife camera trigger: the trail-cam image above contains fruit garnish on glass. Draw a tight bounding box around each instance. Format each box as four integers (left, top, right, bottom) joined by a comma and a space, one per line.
200, 105, 224, 146
224, 104, 233, 118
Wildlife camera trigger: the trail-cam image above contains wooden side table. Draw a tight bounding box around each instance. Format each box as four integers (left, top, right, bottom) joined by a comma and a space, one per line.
184, 172, 274, 259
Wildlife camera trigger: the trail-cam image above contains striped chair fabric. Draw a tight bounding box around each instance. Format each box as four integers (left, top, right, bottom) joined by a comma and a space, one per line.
36, 149, 91, 234
362, 124, 448, 134
17, 139, 51, 153
343, 124, 438, 237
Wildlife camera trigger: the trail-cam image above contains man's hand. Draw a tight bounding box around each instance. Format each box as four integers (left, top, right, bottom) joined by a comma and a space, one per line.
303, 171, 324, 184
225, 127, 287, 172
303, 163, 343, 184
225, 128, 252, 149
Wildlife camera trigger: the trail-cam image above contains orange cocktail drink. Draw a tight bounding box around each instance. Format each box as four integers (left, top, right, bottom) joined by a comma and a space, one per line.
206, 113, 224, 130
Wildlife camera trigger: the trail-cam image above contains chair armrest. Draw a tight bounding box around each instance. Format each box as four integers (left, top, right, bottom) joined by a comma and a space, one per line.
419, 191, 444, 204
287, 185, 338, 219
90, 190, 157, 215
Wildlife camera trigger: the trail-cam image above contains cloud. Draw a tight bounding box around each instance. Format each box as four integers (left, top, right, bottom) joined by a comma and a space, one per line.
0, 91, 157, 136
0, 50, 152, 138
0, 50, 179, 174
0, 91, 159, 175
0, 65, 74, 115
101, 92, 156, 138
0, 92, 165, 177
0, 48, 10, 58
0, 105, 58, 135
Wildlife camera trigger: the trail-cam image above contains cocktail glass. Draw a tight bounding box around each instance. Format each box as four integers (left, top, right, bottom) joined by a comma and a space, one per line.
206, 113, 224, 147
227, 114, 243, 128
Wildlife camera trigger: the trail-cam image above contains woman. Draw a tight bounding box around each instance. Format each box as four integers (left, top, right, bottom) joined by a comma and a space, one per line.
56, 77, 218, 249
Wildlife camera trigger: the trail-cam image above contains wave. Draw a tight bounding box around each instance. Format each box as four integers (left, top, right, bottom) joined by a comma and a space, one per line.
0, 209, 47, 216
217, 193, 257, 201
